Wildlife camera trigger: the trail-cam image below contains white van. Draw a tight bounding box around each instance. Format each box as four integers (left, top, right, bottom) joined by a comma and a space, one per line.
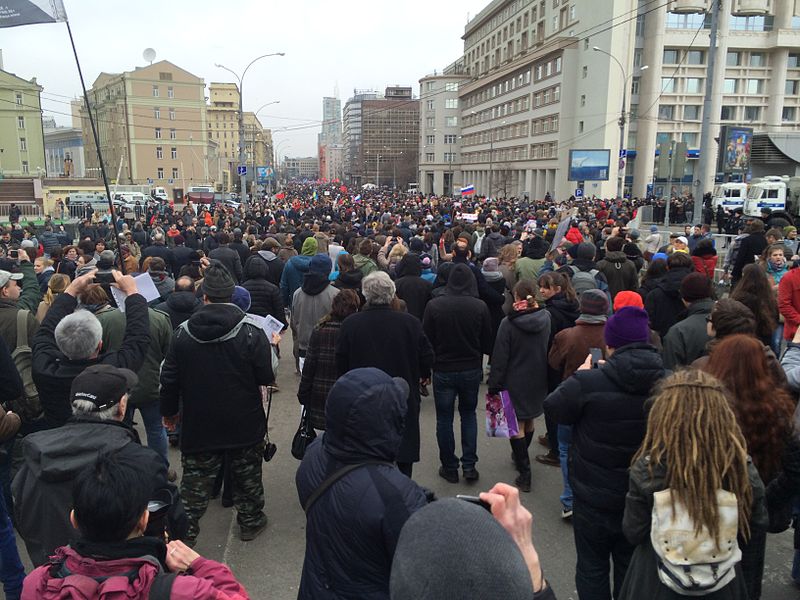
743, 177, 788, 217
150, 187, 169, 201
711, 182, 747, 211
115, 191, 150, 206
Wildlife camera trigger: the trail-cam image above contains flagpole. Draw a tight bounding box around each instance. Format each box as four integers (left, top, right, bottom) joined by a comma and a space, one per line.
64, 19, 126, 273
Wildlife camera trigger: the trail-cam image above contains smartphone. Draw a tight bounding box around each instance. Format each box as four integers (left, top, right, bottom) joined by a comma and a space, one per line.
8, 249, 18, 259
589, 347, 603, 368
95, 270, 116, 285
456, 494, 492, 512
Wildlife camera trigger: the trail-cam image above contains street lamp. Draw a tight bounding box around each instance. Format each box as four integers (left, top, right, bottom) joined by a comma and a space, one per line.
215, 52, 285, 205
593, 46, 648, 199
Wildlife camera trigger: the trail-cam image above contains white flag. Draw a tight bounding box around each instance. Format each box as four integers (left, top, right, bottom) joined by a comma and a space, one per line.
0, 0, 67, 28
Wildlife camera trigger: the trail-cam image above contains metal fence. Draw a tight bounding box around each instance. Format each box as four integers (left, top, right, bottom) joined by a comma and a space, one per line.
0, 204, 43, 220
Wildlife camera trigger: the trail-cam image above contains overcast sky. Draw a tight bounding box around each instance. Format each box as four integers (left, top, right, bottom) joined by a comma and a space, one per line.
2, 0, 489, 160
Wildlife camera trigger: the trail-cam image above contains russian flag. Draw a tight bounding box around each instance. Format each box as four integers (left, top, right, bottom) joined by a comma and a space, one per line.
353, 194, 362, 203
461, 185, 475, 196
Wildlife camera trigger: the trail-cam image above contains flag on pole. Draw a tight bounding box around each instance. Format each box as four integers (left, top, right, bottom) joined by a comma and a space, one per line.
0, 0, 67, 28
353, 194, 361, 203
275, 192, 285, 200
461, 185, 475, 196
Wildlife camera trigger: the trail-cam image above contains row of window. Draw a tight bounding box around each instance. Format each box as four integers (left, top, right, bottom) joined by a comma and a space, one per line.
423, 81, 459, 93
464, 69, 532, 108
462, 142, 556, 163
423, 153, 459, 163
152, 85, 175, 98
153, 107, 176, 120
155, 147, 179, 159
656, 77, 799, 96
154, 128, 177, 140
467, 93, 532, 126
425, 116, 458, 128
153, 167, 179, 180
423, 134, 459, 145
425, 98, 459, 110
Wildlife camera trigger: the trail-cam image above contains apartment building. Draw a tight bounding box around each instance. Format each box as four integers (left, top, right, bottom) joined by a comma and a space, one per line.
0, 65, 45, 178
343, 89, 380, 185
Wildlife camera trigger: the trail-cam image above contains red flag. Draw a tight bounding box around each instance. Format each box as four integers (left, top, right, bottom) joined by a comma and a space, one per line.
339, 185, 348, 193
275, 192, 286, 200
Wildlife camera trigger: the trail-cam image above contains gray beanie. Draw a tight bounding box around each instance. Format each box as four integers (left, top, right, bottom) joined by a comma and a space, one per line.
202, 263, 236, 300
390, 498, 533, 600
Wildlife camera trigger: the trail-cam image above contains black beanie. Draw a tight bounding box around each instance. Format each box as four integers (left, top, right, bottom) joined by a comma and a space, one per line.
202, 264, 235, 301
390, 499, 533, 599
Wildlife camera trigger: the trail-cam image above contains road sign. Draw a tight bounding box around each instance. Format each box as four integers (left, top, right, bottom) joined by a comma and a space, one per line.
619, 149, 627, 158
237, 166, 247, 176
619, 159, 626, 170
168, 178, 174, 184
575, 188, 584, 198
147, 178, 153, 184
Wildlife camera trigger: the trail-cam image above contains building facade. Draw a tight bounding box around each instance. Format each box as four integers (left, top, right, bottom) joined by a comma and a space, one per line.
0, 66, 45, 178
343, 89, 380, 185
282, 156, 319, 180
319, 94, 343, 181
44, 124, 86, 178
81, 60, 210, 198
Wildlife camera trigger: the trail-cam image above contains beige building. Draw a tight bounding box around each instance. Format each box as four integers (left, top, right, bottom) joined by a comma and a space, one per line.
0, 65, 46, 178
80, 60, 211, 198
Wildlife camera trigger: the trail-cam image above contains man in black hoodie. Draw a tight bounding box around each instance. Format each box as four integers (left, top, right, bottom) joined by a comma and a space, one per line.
423, 264, 493, 484
395, 253, 432, 321
160, 264, 273, 544
152, 276, 201, 329
644, 252, 693, 338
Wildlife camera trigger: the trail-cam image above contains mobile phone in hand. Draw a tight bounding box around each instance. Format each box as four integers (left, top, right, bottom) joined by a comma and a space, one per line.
456, 494, 492, 512
589, 347, 603, 368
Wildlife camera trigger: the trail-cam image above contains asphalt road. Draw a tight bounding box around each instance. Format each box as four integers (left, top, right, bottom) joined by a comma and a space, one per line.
15, 328, 798, 599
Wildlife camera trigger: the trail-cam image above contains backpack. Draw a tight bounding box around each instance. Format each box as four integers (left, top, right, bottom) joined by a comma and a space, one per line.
650, 488, 741, 596
569, 265, 610, 300
473, 231, 485, 255
49, 553, 176, 599
10, 309, 42, 423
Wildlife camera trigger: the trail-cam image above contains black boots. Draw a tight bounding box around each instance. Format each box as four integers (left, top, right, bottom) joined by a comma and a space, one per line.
510, 437, 531, 492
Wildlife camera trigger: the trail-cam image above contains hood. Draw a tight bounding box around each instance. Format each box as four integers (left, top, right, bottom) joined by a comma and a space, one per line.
485, 231, 504, 244
186, 303, 247, 342
354, 254, 376, 268
445, 263, 478, 297
657, 267, 692, 296
602, 250, 628, 264
508, 307, 551, 334
336, 269, 363, 289
257, 249, 278, 263
289, 254, 313, 274
148, 271, 174, 296
547, 293, 580, 321
691, 246, 717, 258
433, 262, 454, 289
301, 272, 332, 295
523, 237, 548, 260
395, 253, 421, 278
481, 269, 504, 282
323, 368, 409, 462
601, 343, 665, 395
244, 255, 268, 280
166, 290, 200, 312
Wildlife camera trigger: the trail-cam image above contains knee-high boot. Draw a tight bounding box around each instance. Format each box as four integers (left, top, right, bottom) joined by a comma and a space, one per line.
524, 430, 534, 449
509, 437, 531, 492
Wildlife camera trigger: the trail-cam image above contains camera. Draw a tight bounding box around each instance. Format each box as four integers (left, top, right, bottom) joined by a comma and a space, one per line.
8, 249, 18, 260
95, 270, 115, 285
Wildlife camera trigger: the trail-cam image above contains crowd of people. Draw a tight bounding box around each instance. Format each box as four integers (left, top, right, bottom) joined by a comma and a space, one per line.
0, 184, 798, 599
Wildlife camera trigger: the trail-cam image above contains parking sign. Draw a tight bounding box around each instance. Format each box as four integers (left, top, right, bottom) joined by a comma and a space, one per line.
237, 166, 247, 176
575, 188, 583, 198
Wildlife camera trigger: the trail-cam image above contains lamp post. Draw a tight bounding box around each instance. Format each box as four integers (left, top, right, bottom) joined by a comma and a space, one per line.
593, 46, 648, 200
215, 52, 284, 206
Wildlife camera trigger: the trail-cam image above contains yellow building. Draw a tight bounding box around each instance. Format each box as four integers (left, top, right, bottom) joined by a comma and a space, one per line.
0, 67, 45, 178
80, 60, 213, 198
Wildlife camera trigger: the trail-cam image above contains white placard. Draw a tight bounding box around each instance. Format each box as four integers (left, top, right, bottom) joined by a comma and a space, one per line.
110, 273, 162, 312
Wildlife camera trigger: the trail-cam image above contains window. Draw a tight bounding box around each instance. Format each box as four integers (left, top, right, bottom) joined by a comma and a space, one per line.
445, 116, 458, 127
687, 50, 705, 65
21, 161, 28, 174
787, 80, 799, 95
723, 78, 737, 94
580, 94, 586, 106
633, 49, 643, 68
169, 108, 175, 121
636, 14, 645, 37
578, 120, 584, 133
730, 15, 772, 32
426, 117, 435, 128
720, 105, 736, 120
744, 106, 761, 121
171, 147, 177, 159
789, 54, 800, 68
684, 105, 701, 120
425, 152, 434, 162
444, 152, 457, 162
167, 87, 174, 98
172, 168, 179, 179
159, 72, 173, 81
666, 12, 709, 29
154, 107, 160, 119
749, 53, 765, 67
726, 51, 741, 66
17, 116, 24, 129
661, 78, 676, 93
19, 138, 26, 151
746, 79, 763, 94
426, 82, 435, 91
156, 147, 163, 159
444, 134, 458, 143
155, 128, 162, 139
782, 107, 796, 122
157, 167, 164, 179
14, 93, 22, 105
682, 132, 698, 147
582, 65, 587, 78
685, 78, 702, 93
426, 100, 435, 110
553, 86, 560, 101
663, 49, 679, 64
569, 5, 575, 20
445, 82, 459, 92
658, 105, 675, 120
169, 128, 177, 139
425, 135, 435, 145
445, 98, 459, 109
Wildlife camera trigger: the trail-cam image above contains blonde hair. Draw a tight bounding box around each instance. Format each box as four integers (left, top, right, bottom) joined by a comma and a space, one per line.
44, 274, 70, 306
498, 243, 519, 266
388, 243, 408, 261
634, 369, 753, 543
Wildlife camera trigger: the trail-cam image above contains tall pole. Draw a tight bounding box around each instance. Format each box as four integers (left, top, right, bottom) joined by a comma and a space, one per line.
696, 0, 722, 222
488, 133, 494, 199
376, 153, 380, 188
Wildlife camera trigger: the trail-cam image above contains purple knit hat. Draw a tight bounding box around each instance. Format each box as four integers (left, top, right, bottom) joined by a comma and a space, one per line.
604, 307, 650, 349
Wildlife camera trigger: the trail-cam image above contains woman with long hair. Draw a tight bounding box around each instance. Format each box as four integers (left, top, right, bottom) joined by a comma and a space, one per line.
498, 242, 521, 315
487, 280, 551, 492
638, 256, 668, 301
620, 369, 767, 599
731, 263, 778, 351
36, 274, 69, 323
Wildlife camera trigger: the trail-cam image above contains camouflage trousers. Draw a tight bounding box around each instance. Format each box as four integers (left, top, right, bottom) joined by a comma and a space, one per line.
180, 441, 266, 543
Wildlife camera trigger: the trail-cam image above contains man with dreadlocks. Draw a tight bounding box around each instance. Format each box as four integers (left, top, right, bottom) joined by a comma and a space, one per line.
544, 306, 666, 600
618, 369, 768, 599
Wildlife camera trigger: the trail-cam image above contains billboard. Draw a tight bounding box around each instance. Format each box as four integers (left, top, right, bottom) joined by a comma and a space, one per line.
718, 126, 753, 175
568, 149, 610, 181
256, 166, 274, 183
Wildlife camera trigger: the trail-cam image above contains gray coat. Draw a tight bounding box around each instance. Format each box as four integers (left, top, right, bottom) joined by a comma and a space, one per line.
291, 278, 339, 354
661, 298, 714, 370
487, 308, 551, 420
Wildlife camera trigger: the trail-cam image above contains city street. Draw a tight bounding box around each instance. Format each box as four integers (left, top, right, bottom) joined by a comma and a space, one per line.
44, 330, 791, 600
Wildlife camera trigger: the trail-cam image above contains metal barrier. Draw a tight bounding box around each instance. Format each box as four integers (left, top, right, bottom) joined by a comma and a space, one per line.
0, 203, 42, 220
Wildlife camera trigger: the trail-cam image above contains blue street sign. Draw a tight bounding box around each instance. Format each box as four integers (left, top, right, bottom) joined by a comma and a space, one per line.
147, 178, 153, 184
575, 188, 584, 198
237, 166, 247, 176
619, 149, 627, 158
168, 178, 174, 184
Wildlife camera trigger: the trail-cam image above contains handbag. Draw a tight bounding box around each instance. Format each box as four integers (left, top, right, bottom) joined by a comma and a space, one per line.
263, 386, 277, 462
485, 390, 519, 438
291, 407, 317, 460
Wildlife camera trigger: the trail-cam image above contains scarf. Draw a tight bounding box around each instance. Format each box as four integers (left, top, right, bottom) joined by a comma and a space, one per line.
577, 314, 607, 325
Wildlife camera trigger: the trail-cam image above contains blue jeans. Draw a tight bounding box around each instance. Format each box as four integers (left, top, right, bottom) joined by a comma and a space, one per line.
0, 490, 24, 600
433, 369, 482, 471
558, 425, 573, 511
124, 402, 169, 467
772, 324, 785, 358
792, 497, 800, 584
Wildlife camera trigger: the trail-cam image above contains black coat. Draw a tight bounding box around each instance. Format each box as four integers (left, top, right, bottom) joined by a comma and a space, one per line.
732, 231, 767, 282
244, 251, 285, 287
171, 245, 196, 275
394, 254, 432, 321
229, 240, 251, 268
152, 291, 201, 330
544, 343, 667, 513
242, 258, 286, 326
159, 304, 274, 453
140, 243, 175, 275
296, 369, 429, 600
208, 246, 243, 283
336, 306, 434, 463
644, 266, 691, 338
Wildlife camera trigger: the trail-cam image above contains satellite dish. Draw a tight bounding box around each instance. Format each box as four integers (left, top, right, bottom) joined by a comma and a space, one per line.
143, 48, 156, 65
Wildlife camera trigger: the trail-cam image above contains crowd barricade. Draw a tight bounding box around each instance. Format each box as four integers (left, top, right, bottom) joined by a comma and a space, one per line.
0, 203, 42, 221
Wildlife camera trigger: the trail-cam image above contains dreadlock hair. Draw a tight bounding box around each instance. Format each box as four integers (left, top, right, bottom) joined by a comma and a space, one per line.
634, 369, 753, 544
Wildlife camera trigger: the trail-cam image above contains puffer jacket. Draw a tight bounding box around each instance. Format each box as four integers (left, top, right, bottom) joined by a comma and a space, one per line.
242, 257, 286, 326
152, 291, 201, 330
596, 250, 639, 300
691, 245, 718, 278
644, 266, 692, 338
295, 369, 429, 600
39, 231, 61, 255
544, 343, 667, 513
280, 254, 313, 308
244, 250, 284, 287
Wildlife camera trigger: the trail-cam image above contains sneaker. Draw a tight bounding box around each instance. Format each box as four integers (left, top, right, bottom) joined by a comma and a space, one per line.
240, 519, 268, 542
462, 468, 480, 482
561, 507, 573, 520
534, 452, 560, 467
438, 466, 459, 484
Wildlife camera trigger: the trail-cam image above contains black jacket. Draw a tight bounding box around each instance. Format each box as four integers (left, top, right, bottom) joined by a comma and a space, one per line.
295, 370, 429, 600
242, 258, 286, 327
32, 293, 150, 429
208, 246, 243, 283
394, 254, 432, 321
644, 266, 691, 338
152, 291, 201, 330
544, 293, 580, 344
229, 240, 250, 269
159, 304, 274, 453
140, 243, 175, 275
244, 251, 285, 287
544, 343, 667, 513
171, 245, 196, 275
732, 231, 767, 282
423, 264, 493, 373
